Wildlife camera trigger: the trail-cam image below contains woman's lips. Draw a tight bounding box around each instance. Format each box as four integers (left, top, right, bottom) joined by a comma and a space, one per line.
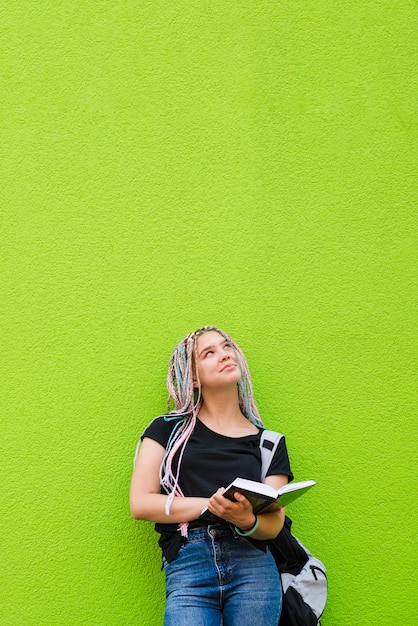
220, 363, 236, 372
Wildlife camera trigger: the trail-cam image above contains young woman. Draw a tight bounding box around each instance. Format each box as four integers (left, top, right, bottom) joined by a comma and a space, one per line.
130, 326, 293, 626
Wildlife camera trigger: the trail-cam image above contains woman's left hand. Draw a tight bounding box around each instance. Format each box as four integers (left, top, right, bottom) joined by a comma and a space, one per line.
207, 488, 256, 529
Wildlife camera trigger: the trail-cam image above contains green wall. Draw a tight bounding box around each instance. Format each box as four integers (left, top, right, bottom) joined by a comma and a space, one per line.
1, 2, 416, 624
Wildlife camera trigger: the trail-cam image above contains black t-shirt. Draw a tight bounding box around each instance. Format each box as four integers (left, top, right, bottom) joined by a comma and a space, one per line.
141, 415, 294, 563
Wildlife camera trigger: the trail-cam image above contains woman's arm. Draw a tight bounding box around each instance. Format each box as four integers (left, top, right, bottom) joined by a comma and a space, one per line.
207, 474, 289, 540
129, 437, 209, 523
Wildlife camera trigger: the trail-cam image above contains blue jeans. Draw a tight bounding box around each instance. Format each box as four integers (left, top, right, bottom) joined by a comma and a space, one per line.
164, 524, 282, 626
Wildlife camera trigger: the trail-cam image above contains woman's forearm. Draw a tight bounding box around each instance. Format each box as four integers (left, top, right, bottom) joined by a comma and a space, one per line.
245, 508, 285, 541
130, 492, 209, 523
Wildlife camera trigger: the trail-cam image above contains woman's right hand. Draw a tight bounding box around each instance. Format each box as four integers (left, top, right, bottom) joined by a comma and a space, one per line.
206, 488, 256, 529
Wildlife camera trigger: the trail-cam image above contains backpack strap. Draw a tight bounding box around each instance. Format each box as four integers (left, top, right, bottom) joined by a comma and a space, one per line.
260, 430, 284, 481
261, 431, 311, 574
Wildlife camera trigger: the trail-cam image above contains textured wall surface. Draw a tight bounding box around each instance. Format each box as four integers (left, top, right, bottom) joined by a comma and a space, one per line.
1, 2, 417, 625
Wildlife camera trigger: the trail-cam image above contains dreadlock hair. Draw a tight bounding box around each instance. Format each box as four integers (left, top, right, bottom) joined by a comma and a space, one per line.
160, 326, 264, 520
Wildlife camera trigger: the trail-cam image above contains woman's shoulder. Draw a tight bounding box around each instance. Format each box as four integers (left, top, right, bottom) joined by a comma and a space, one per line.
141, 414, 184, 447
262, 430, 294, 482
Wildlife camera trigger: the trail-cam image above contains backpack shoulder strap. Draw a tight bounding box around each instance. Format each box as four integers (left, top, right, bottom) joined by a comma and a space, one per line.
260, 430, 284, 481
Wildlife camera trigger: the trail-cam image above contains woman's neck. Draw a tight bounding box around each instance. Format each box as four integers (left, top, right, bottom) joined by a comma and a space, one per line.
197, 388, 258, 436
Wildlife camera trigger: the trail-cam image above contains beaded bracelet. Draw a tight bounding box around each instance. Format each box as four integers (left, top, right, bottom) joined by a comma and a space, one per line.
234, 516, 259, 537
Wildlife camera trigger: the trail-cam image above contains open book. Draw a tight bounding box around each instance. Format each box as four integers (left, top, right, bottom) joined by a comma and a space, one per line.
200, 478, 316, 521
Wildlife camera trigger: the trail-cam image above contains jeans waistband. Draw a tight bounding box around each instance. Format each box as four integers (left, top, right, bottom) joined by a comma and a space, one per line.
186, 523, 235, 540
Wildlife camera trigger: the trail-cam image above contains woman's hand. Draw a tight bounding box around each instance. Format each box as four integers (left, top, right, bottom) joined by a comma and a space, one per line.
207, 488, 256, 530
207, 476, 289, 540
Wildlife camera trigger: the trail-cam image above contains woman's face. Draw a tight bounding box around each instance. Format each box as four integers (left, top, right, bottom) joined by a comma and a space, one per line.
194, 330, 241, 390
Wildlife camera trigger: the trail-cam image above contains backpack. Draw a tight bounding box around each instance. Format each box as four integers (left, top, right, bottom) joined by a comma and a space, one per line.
260, 430, 328, 626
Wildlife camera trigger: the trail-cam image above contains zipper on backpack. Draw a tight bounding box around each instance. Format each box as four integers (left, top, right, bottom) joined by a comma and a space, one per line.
310, 565, 326, 580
